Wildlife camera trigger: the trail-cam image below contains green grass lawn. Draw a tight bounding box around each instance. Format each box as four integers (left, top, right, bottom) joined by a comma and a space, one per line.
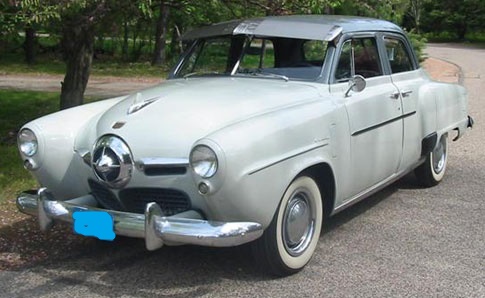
0, 90, 60, 204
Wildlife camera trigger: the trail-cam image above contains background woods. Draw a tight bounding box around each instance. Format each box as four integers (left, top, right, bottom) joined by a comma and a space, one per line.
1, 0, 484, 109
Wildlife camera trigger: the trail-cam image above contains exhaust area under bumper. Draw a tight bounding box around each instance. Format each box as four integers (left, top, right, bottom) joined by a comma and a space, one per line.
16, 189, 263, 251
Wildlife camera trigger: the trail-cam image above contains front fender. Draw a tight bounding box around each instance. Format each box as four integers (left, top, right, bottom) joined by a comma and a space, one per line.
198, 98, 338, 227
19, 96, 126, 199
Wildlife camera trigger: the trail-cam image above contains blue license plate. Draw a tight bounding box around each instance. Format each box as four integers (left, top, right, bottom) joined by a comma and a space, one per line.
73, 211, 115, 241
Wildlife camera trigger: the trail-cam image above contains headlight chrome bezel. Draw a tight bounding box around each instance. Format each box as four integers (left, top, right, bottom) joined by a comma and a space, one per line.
18, 128, 38, 157
190, 145, 218, 178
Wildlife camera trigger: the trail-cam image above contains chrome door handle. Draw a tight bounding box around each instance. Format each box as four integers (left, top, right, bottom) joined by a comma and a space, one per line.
401, 90, 413, 98
390, 91, 400, 99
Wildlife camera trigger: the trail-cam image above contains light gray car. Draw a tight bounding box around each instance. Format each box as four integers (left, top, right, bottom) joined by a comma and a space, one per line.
16, 15, 473, 276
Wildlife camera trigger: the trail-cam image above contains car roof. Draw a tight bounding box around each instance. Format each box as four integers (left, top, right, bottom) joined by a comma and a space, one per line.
182, 15, 404, 41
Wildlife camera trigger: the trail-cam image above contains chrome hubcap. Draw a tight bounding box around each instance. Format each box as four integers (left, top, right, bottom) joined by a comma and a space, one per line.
432, 138, 446, 174
282, 190, 314, 256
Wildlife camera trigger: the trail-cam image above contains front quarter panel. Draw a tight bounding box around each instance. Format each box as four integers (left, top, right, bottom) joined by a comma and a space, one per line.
19, 97, 126, 200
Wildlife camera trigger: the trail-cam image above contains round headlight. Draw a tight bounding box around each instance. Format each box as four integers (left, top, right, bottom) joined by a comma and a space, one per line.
190, 145, 218, 178
18, 129, 38, 157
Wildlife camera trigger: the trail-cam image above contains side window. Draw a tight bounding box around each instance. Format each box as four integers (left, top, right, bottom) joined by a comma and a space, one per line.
335, 38, 383, 82
384, 37, 414, 73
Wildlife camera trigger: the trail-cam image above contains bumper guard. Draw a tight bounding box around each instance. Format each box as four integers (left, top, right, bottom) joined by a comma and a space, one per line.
16, 189, 263, 250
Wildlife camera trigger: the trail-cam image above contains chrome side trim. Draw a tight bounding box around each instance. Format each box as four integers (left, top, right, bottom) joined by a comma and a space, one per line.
16, 189, 263, 250
136, 157, 189, 170
351, 111, 416, 137
135, 158, 189, 176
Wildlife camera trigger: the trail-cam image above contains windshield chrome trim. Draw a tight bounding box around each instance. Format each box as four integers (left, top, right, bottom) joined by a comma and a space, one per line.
324, 26, 343, 41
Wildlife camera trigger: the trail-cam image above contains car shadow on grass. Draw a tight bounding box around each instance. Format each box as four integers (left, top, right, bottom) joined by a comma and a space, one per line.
0, 173, 422, 297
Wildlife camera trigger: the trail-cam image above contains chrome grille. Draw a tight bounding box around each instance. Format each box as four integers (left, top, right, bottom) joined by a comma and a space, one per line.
119, 188, 191, 215
88, 179, 124, 211
88, 179, 191, 215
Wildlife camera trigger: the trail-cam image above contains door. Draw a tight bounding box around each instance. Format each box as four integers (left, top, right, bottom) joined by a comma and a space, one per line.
382, 35, 422, 171
332, 37, 404, 198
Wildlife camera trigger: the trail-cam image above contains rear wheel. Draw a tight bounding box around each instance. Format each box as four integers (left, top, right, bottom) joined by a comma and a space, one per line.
415, 134, 448, 187
252, 176, 323, 276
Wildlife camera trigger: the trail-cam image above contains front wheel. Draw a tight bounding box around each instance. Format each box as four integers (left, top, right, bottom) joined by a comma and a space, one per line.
415, 134, 448, 187
252, 176, 323, 276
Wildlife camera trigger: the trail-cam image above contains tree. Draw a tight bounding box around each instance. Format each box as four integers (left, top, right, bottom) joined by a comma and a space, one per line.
0, 1, 18, 54
151, 1, 172, 65
420, 0, 485, 40
151, 0, 231, 65
406, 0, 425, 33
1, 1, 41, 64
17, 0, 151, 109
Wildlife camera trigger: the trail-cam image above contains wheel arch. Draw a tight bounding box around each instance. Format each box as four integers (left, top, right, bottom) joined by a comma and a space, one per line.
299, 162, 336, 218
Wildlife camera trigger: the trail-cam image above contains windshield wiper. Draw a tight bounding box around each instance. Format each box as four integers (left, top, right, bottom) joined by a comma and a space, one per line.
183, 71, 222, 79
236, 69, 289, 82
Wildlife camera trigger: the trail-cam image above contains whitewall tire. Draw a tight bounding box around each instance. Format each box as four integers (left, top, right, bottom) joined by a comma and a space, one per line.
252, 176, 323, 276
415, 134, 448, 187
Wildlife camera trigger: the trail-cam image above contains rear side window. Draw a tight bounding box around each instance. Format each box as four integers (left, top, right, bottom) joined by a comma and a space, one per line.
384, 37, 414, 74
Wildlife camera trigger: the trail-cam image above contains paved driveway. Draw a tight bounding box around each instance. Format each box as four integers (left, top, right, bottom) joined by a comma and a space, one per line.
0, 44, 483, 297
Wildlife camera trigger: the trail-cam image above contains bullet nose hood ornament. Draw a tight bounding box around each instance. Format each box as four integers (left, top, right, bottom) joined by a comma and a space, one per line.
92, 135, 133, 188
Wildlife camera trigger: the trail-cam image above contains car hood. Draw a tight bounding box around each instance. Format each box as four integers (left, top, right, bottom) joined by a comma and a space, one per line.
95, 77, 321, 158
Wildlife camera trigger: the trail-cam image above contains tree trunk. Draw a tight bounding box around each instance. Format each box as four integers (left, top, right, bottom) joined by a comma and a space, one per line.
60, 21, 95, 110
24, 26, 36, 65
457, 22, 467, 40
151, 2, 170, 66
122, 20, 129, 61
324, 5, 334, 15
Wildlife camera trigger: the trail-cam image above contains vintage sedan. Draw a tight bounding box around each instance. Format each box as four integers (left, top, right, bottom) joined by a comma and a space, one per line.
16, 15, 473, 276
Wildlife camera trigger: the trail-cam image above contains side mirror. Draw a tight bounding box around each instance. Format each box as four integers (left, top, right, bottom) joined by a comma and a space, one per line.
345, 75, 366, 97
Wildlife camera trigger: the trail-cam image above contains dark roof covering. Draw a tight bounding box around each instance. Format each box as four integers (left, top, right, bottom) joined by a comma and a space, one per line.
182, 15, 403, 41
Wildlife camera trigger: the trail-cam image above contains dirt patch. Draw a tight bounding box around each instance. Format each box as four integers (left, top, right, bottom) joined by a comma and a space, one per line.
422, 57, 461, 83
0, 74, 163, 98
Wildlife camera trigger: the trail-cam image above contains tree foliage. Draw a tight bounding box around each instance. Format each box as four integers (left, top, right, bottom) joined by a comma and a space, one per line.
420, 0, 485, 39
3, 0, 484, 109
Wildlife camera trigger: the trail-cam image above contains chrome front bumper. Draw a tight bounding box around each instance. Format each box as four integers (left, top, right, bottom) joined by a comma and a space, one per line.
16, 189, 263, 250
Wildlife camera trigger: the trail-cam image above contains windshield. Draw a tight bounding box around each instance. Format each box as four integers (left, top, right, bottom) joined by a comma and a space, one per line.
173, 35, 328, 81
